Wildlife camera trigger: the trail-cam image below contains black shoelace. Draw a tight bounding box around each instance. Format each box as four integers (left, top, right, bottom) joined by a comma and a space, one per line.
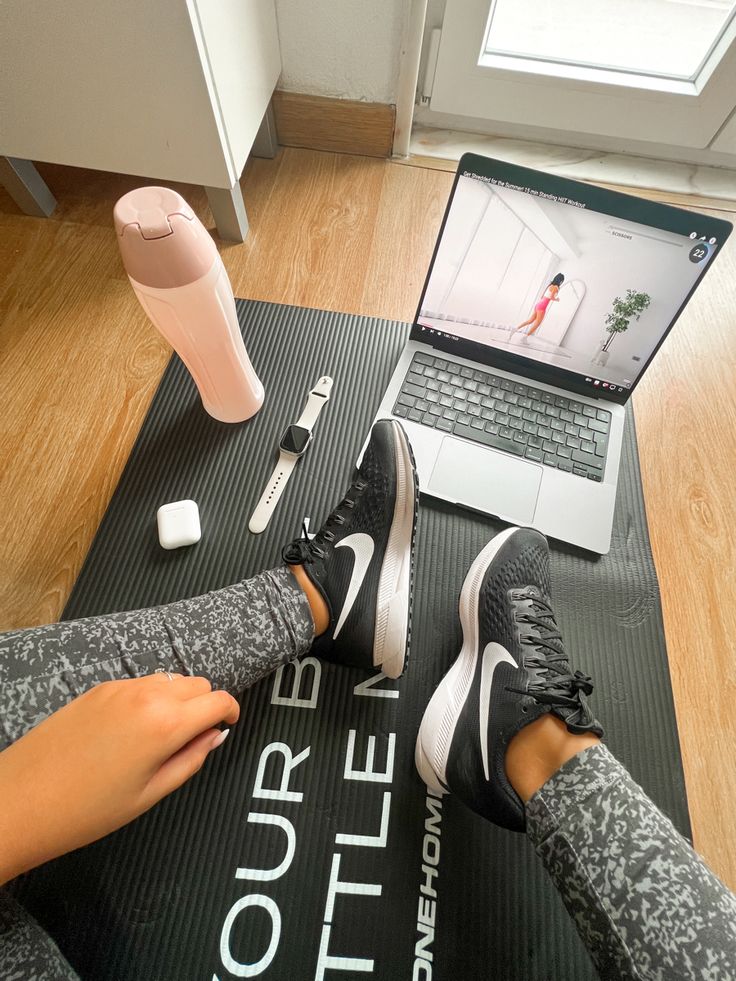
506, 591, 596, 728
281, 478, 368, 567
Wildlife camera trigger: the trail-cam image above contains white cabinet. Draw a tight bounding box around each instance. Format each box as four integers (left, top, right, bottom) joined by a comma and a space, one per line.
1, 0, 282, 239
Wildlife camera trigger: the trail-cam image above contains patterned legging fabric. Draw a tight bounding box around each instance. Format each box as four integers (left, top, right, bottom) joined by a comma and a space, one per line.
1, 568, 735, 980
0, 567, 314, 981
526, 746, 736, 979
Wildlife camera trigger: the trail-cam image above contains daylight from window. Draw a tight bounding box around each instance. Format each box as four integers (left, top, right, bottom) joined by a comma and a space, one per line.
484, 0, 736, 79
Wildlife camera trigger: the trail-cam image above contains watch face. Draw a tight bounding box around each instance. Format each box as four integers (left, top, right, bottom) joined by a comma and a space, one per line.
279, 425, 311, 455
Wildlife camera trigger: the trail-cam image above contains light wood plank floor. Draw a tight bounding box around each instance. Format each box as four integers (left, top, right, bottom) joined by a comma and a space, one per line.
1, 149, 734, 890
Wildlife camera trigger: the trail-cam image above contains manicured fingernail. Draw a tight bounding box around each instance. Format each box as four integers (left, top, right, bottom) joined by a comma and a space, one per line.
210, 728, 230, 750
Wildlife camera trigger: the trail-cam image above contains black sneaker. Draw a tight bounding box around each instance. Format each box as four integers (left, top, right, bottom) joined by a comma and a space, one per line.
282, 420, 418, 679
415, 527, 603, 831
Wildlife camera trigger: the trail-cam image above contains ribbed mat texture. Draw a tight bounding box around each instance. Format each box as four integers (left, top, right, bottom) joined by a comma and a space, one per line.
12, 300, 689, 981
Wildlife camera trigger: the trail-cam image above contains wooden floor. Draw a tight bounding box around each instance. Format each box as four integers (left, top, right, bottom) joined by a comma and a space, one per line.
1, 148, 735, 890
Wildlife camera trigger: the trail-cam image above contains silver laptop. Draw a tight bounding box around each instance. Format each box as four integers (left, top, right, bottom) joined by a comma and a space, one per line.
367, 154, 731, 553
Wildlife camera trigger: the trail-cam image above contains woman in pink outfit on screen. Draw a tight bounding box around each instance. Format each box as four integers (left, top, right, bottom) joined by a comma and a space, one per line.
514, 273, 565, 337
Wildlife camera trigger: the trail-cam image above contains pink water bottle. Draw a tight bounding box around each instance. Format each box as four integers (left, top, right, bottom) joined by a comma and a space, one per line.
114, 187, 264, 423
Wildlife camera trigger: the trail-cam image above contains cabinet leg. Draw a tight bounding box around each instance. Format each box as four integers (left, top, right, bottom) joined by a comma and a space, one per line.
0, 157, 57, 217
251, 103, 279, 159
205, 181, 249, 242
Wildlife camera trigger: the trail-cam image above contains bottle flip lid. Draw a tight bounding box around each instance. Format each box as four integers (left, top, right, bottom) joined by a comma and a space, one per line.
114, 186, 218, 289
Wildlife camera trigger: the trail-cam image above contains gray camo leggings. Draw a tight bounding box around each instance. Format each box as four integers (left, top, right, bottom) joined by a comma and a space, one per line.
1, 566, 735, 980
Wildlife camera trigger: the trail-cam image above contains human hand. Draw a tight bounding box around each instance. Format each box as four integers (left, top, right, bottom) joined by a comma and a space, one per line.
0, 674, 239, 885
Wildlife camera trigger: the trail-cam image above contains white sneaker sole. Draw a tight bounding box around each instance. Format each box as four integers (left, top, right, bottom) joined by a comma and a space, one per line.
373, 422, 418, 680
415, 526, 519, 793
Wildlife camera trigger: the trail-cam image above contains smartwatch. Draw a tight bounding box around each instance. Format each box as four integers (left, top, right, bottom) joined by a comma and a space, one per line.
248, 376, 333, 534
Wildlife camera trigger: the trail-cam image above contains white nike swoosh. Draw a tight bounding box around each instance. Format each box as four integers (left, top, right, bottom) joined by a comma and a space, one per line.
479, 642, 517, 782
333, 533, 375, 639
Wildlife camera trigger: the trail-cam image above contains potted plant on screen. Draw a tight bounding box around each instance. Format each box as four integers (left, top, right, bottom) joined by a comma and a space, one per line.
592, 289, 651, 366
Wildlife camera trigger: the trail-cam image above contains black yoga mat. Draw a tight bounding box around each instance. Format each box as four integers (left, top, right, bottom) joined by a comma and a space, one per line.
13, 300, 689, 981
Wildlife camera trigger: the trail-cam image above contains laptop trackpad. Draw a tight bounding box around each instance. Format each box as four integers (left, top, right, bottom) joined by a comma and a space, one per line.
428, 437, 542, 523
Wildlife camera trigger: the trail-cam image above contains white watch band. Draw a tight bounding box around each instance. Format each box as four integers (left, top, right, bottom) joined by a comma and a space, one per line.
248, 376, 333, 534
295, 375, 332, 426
248, 454, 299, 534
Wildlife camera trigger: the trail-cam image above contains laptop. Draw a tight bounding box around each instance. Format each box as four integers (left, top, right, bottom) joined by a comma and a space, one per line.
367, 153, 731, 553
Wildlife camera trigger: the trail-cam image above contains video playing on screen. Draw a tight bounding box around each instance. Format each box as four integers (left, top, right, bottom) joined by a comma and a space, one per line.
417, 172, 719, 390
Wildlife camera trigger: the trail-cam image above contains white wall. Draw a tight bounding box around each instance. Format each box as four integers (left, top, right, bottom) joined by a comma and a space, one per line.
274, 0, 409, 102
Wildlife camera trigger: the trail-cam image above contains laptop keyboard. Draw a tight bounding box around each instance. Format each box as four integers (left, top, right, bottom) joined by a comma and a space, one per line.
392, 353, 611, 481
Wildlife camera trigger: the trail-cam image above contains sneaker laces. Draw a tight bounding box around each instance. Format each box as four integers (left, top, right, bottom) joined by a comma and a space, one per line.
506, 591, 597, 729
281, 479, 368, 566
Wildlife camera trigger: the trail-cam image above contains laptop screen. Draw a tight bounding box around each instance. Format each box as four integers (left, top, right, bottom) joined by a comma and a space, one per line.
412, 154, 732, 404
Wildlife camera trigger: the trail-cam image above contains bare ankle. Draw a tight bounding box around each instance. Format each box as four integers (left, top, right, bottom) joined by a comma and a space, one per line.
505, 715, 601, 803
290, 564, 330, 636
